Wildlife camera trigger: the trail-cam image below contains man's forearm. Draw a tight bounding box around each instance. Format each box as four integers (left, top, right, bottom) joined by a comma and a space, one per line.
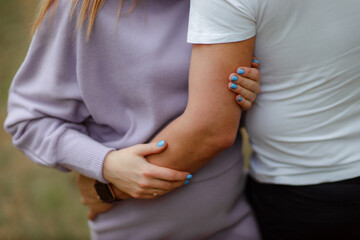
147, 112, 239, 172
147, 40, 255, 172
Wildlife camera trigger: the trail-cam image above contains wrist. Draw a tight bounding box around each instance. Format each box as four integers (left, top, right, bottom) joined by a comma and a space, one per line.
109, 183, 121, 199
94, 180, 119, 203
102, 150, 116, 182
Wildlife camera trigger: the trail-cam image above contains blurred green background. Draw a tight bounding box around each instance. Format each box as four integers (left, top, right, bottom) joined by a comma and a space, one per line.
0, 1, 90, 239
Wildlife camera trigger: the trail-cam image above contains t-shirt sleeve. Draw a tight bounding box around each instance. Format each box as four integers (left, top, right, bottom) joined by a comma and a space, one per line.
187, 0, 257, 44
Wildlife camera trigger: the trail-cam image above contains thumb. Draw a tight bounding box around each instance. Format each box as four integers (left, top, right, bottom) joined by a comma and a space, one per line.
133, 140, 167, 157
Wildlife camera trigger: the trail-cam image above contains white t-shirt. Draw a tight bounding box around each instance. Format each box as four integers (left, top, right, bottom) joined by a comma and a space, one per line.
188, 0, 360, 185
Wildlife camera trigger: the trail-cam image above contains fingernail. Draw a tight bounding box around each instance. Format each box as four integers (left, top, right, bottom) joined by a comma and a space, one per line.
238, 96, 243, 102
237, 69, 245, 75
252, 59, 260, 64
184, 180, 190, 185
231, 75, 238, 81
157, 140, 165, 147
186, 174, 193, 180
230, 83, 237, 89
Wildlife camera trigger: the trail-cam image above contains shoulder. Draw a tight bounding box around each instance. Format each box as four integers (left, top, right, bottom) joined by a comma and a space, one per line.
35, 0, 77, 39
188, 0, 257, 44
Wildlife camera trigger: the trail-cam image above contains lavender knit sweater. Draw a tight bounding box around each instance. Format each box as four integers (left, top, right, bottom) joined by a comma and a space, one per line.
4, 0, 260, 239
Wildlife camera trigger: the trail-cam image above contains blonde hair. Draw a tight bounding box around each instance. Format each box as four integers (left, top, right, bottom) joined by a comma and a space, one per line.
32, 0, 138, 39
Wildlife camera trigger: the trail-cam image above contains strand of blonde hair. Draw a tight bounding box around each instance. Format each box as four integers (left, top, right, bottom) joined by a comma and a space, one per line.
32, 0, 137, 39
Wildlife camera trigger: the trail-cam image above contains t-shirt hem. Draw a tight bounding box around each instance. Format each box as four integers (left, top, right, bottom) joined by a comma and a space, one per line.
187, 32, 255, 44
250, 165, 360, 186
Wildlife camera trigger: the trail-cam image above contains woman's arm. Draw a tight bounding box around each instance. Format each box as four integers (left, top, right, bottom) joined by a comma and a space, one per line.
4, 2, 190, 191
82, 53, 260, 220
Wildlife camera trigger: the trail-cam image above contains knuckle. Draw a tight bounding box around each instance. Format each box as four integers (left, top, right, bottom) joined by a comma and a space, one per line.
167, 171, 177, 180
245, 66, 252, 74
141, 171, 151, 178
237, 87, 244, 96
138, 180, 150, 189
141, 172, 151, 178
244, 93, 253, 102
173, 182, 182, 189
162, 182, 173, 190
240, 101, 249, 110
241, 105, 249, 110
132, 193, 142, 199
248, 81, 256, 90
134, 187, 144, 194
158, 191, 167, 196
246, 101, 252, 110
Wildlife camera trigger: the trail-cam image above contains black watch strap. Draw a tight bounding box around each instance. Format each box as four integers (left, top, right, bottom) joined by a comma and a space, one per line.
94, 180, 119, 203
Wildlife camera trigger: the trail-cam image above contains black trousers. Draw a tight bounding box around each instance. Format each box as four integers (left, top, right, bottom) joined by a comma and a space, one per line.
245, 175, 360, 240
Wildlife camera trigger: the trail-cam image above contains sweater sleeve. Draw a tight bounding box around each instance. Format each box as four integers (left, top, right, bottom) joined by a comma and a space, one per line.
4, 1, 113, 183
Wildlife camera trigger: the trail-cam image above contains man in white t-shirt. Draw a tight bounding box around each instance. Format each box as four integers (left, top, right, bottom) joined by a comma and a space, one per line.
188, 0, 360, 239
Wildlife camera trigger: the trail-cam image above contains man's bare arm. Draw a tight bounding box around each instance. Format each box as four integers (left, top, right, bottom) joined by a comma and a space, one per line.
147, 38, 255, 172
81, 38, 255, 220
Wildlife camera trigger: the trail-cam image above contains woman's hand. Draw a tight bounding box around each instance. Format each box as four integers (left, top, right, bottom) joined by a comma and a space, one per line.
228, 58, 261, 109
103, 141, 191, 199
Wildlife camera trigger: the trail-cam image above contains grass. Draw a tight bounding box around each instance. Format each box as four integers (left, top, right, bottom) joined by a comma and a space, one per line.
0, 1, 89, 239
0, 122, 90, 239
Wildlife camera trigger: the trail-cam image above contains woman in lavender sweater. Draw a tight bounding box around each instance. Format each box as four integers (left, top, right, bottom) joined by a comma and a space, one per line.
4, 0, 261, 239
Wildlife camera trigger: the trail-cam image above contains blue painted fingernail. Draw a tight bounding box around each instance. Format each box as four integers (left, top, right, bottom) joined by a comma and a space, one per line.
231, 75, 238, 81
186, 174, 193, 180
230, 83, 237, 89
157, 140, 165, 147
184, 180, 190, 185
237, 69, 245, 75
252, 59, 260, 64
238, 97, 243, 102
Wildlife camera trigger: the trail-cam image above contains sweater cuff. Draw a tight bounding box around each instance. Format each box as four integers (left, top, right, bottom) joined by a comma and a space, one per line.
56, 128, 115, 183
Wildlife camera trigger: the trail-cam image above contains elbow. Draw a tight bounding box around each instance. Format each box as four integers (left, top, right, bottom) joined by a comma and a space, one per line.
198, 124, 238, 152
212, 130, 237, 150
182, 112, 239, 153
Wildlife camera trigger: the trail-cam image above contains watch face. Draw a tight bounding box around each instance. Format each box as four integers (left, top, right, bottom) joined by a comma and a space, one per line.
94, 181, 116, 203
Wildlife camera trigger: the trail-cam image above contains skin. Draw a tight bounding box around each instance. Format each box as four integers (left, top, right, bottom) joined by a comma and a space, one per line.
144, 39, 256, 172
102, 141, 189, 199
103, 40, 256, 197
80, 40, 260, 220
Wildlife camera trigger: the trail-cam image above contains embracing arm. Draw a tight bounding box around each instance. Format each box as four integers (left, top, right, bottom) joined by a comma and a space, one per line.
145, 38, 255, 172
82, 38, 257, 219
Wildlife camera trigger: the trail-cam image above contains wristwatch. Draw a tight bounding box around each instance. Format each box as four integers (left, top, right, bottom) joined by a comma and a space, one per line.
94, 180, 119, 203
